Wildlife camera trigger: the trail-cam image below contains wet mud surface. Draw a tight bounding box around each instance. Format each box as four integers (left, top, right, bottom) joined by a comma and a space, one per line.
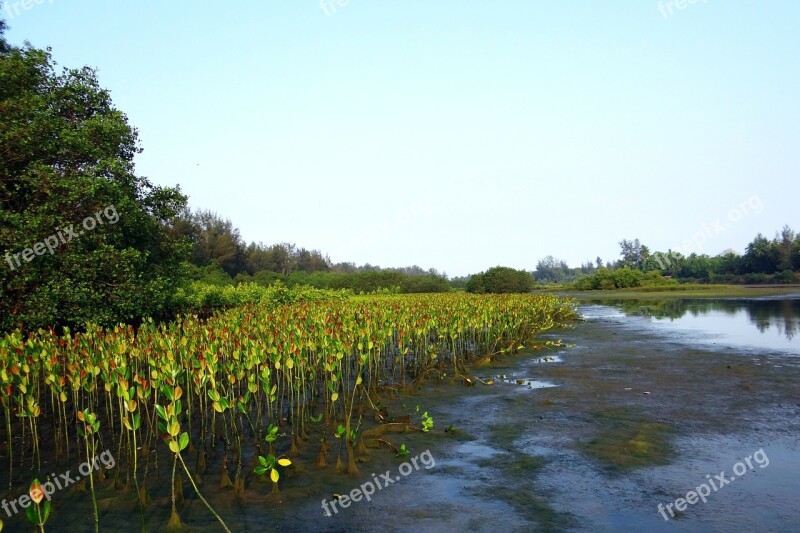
303, 302, 800, 532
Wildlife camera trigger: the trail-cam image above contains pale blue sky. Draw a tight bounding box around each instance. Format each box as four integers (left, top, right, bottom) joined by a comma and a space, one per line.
5, 1, 799, 276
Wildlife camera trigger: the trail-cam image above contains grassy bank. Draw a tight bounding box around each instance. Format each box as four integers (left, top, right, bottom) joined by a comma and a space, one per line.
549, 283, 800, 300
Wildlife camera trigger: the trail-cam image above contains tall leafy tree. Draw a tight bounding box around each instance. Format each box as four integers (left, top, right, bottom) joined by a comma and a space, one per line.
296, 247, 330, 273
793, 234, 800, 271
618, 238, 649, 269
264, 243, 298, 276
776, 225, 795, 272
744, 233, 779, 274
0, 41, 189, 331
188, 210, 246, 275
0, 10, 8, 54
534, 255, 570, 283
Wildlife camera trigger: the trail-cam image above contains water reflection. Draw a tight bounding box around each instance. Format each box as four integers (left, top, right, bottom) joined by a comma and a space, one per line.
588, 298, 800, 348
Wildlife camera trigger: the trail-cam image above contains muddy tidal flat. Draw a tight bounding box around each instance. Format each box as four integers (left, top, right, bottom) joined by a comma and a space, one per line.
300, 297, 800, 532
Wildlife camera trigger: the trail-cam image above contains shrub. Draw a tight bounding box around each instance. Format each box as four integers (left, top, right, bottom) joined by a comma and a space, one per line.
466, 266, 534, 294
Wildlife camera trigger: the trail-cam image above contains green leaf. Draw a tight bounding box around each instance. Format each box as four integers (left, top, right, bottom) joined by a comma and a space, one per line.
179, 432, 189, 451
25, 505, 38, 525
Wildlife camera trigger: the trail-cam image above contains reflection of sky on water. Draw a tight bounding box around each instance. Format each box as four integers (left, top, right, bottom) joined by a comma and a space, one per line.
651, 307, 798, 354
585, 298, 800, 355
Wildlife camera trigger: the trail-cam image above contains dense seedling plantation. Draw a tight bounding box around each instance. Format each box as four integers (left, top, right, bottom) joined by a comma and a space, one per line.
0, 293, 576, 530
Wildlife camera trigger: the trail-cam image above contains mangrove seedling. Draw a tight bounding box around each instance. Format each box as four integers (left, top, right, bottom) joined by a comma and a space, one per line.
76, 409, 100, 532
254, 454, 292, 494
421, 411, 434, 432
397, 444, 410, 457
26, 479, 50, 533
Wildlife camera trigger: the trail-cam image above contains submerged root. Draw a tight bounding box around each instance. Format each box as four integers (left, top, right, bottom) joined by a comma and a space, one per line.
138, 482, 152, 506
473, 355, 495, 367
365, 438, 399, 454
175, 472, 184, 504
356, 438, 368, 458
197, 451, 207, 474
346, 441, 360, 478
316, 444, 328, 468
233, 476, 245, 499
219, 464, 233, 488
361, 423, 418, 439
166, 508, 187, 531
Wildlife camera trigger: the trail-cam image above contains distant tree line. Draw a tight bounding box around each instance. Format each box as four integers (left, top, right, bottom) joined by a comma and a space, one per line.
170, 209, 450, 293
644, 226, 800, 283
532, 255, 605, 284
569, 227, 800, 290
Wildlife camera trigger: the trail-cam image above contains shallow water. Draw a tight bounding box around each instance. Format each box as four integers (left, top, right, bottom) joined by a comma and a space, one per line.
586, 297, 800, 354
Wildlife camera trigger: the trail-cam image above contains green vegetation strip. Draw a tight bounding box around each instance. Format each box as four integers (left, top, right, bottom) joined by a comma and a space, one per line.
0, 293, 576, 530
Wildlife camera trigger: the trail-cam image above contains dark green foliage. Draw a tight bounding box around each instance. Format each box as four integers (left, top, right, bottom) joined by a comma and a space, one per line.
181, 262, 451, 295
572, 268, 676, 290
618, 239, 650, 269
0, 44, 189, 332
263, 270, 449, 294
165, 281, 350, 317
466, 266, 533, 294
186, 262, 234, 286
0, 10, 8, 54
571, 226, 800, 290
